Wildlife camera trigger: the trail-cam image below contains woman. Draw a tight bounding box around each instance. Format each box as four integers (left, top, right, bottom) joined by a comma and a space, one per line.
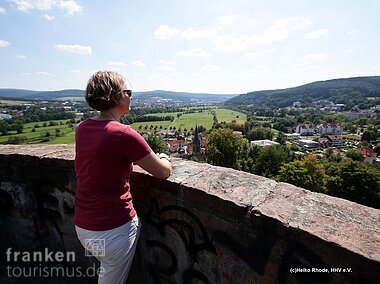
74, 70, 172, 283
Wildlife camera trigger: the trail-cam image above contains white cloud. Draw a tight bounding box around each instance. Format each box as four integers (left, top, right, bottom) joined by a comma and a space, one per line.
57, 0, 82, 15
157, 60, 176, 66
37, 71, 53, 76
0, 40, 10, 47
9, 0, 82, 15
17, 55, 27, 59
69, 69, 82, 74
0, 6, 6, 14
181, 27, 219, 40
346, 29, 357, 36
42, 14, 55, 20
294, 53, 327, 68
154, 24, 180, 40
213, 34, 252, 52
304, 28, 328, 39
176, 48, 209, 57
55, 44, 92, 55
21, 72, 31, 76
211, 18, 311, 52
201, 64, 219, 72
132, 60, 146, 67
107, 61, 126, 67
257, 18, 311, 45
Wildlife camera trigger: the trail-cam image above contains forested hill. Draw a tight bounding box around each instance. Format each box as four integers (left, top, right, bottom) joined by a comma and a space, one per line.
224, 76, 380, 108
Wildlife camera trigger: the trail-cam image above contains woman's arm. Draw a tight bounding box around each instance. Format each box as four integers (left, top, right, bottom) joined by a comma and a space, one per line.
134, 152, 172, 179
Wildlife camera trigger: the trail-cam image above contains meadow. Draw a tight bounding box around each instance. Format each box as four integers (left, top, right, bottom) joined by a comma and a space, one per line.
0, 119, 77, 144
131, 108, 247, 131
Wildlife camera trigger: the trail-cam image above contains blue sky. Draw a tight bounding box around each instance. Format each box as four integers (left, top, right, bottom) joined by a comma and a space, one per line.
0, 0, 379, 93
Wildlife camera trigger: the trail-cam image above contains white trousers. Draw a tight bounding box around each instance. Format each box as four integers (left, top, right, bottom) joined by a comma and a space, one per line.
75, 215, 141, 284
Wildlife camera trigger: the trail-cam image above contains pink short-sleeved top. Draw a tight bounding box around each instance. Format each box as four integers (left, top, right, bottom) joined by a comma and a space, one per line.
74, 119, 152, 231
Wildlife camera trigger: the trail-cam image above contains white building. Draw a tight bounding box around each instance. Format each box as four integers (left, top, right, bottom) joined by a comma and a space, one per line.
316, 123, 342, 134
251, 140, 279, 147
295, 124, 314, 135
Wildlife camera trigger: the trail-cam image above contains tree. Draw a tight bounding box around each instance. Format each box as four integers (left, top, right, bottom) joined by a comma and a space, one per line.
346, 149, 363, 161
0, 120, 9, 135
146, 134, 169, 154
7, 135, 27, 144
275, 131, 286, 145
205, 128, 244, 169
13, 121, 24, 134
325, 161, 380, 209
374, 143, 380, 154
255, 145, 294, 178
361, 130, 378, 142
245, 127, 273, 141
278, 155, 326, 192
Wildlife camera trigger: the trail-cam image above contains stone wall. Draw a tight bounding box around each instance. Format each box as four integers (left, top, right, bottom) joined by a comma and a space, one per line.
0, 145, 379, 283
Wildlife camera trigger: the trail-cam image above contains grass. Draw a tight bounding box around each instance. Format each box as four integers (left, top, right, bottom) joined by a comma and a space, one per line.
130, 108, 248, 131
214, 109, 247, 124
129, 120, 172, 131
0, 119, 77, 144
172, 111, 214, 130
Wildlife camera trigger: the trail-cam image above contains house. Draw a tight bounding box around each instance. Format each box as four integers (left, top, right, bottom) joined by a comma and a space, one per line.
293, 139, 320, 148
316, 123, 342, 134
295, 124, 314, 135
326, 135, 343, 147
318, 137, 330, 148
357, 147, 377, 163
165, 138, 187, 153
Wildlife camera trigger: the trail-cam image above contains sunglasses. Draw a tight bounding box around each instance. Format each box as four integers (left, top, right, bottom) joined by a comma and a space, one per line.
122, 89, 132, 97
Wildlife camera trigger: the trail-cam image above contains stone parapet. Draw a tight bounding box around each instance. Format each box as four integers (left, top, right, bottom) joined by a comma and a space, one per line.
0, 144, 379, 283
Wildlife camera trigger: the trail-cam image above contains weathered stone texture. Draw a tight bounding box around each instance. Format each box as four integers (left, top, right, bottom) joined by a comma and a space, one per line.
0, 145, 379, 283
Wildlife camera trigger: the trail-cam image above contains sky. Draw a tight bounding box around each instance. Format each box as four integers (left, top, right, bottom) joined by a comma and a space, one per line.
0, 0, 379, 94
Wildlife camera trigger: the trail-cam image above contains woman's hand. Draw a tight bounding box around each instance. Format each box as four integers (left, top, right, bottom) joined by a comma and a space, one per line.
135, 152, 172, 179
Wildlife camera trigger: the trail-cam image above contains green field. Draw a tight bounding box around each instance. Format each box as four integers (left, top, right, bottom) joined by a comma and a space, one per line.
129, 120, 172, 131
0, 119, 77, 144
172, 111, 214, 130
131, 108, 247, 131
213, 109, 247, 124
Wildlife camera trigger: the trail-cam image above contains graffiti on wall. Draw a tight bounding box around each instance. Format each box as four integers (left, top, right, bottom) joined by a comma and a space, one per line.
142, 198, 216, 284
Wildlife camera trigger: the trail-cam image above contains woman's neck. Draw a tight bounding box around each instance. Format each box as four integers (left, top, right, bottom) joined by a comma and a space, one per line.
95, 109, 121, 121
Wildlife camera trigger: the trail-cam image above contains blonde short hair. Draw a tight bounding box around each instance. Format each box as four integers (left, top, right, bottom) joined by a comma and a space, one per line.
84, 70, 125, 111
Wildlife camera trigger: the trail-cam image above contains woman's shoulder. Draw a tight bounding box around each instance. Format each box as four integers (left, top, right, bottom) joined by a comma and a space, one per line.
107, 121, 139, 135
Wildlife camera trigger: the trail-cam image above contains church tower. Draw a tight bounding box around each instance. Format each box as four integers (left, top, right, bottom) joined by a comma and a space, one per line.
192, 124, 201, 154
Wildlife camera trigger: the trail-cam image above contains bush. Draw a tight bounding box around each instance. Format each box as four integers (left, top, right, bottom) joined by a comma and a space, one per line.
7, 135, 27, 144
